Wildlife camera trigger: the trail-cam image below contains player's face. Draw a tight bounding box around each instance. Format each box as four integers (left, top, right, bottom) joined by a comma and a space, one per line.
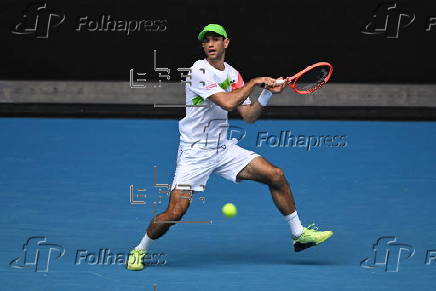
202, 34, 229, 60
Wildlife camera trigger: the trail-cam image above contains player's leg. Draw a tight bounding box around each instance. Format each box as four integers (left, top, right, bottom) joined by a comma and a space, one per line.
214, 144, 306, 239
127, 188, 192, 271
235, 156, 305, 239
235, 155, 333, 252
146, 188, 192, 239
236, 156, 296, 216
128, 143, 214, 270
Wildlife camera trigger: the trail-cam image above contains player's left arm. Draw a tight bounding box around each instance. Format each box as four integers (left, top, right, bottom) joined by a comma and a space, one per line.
237, 77, 286, 123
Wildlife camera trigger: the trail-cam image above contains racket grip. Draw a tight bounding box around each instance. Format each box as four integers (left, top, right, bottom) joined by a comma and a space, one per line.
260, 79, 285, 88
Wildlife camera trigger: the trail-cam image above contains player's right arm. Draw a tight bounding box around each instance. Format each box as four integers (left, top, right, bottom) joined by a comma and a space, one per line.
209, 77, 276, 111
188, 64, 276, 111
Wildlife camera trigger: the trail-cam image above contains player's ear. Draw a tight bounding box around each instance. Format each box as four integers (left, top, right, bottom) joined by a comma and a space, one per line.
224, 38, 230, 48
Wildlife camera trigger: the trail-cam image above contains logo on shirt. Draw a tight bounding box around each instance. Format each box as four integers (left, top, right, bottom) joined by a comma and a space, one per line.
206, 83, 218, 89
219, 77, 232, 90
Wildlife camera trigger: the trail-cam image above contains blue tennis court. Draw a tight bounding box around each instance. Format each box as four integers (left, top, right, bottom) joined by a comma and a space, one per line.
1, 117, 436, 291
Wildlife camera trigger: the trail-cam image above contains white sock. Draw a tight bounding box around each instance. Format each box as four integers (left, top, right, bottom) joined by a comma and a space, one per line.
135, 233, 153, 251
284, 211, 304, 238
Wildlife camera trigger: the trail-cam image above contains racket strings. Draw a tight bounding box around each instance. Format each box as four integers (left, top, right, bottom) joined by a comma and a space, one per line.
295, 66, 331, 92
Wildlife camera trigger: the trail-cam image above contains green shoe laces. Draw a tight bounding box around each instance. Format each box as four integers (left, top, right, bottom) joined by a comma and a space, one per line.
305, 223, 319, 231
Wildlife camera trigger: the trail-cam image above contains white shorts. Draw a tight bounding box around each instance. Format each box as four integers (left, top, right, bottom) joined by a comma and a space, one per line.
171, 138, 261, 192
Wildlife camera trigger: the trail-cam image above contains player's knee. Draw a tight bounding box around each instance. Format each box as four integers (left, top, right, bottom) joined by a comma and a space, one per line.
269, 167, 285, 186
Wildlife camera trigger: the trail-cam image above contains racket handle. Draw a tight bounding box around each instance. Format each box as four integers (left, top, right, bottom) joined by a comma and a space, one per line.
260, 79, 285, 88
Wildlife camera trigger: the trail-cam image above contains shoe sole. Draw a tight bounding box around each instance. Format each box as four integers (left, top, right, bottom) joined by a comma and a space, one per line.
294, 232, 333, 252
126, 265, 145, 271
294, 242, 316, 252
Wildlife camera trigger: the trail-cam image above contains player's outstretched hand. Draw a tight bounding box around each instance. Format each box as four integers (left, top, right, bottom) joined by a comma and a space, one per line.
267, 77, 286, 93
285, 76, 296, 85
253, 77, 276, 88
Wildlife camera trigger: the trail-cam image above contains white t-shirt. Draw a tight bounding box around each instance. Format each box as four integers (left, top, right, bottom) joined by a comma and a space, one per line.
178, 59, 250, 148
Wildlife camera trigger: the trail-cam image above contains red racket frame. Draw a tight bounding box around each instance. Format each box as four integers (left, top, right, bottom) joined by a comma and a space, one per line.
286, 62, 333, 94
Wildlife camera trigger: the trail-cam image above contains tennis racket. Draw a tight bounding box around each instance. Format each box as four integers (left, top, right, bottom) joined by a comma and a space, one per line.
263, 62, 333, 94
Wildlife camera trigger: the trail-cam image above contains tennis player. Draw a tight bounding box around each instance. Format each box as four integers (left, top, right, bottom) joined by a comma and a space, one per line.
127, 24, 333, 270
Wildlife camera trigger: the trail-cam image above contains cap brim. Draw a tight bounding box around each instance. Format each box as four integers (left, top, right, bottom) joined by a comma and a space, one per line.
198, 30, 226, 41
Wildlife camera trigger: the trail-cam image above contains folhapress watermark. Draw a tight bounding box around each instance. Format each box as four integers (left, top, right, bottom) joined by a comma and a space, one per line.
361, 236, 436, 272
12, 2, 167, 38
130, 165, 212, 224
75, 15, 167, 35
11, 2, 65, 38
361, 2, 436, 38
9, 236, 65, 272
256, 131, 347, 151
10, 236, 167, 272
75, 249, 167, 266
130, 50, 192, 91
360, 236, 415, 272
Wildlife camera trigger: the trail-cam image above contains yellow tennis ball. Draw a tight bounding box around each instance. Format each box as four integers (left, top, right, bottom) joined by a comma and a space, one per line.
222, 203, 237, 218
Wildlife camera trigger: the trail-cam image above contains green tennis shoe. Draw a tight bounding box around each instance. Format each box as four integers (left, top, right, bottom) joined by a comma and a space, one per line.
293, 224, 333, 252
126, 249, 146, 271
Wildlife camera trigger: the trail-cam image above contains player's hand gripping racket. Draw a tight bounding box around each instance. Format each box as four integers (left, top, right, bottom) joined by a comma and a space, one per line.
263, 62, 333, 94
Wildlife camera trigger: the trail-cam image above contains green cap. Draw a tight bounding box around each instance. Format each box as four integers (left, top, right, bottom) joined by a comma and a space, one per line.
197, 24, 228, 41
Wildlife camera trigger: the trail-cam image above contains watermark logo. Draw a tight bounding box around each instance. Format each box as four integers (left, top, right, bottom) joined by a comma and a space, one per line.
130, 165, 212, 224
9, 236, 65, 272
228, 126, 246, 142
130, 50, 191, 90
11, 2, 65, 38
10, 236, 168, 272
75, 249, 167, 266
12, 2, 167, 38
361, 236, 415, 272
425, 250, 436, 265
361, 3, 415, 38
361, 3, 436, 37
256, 131, 347, 151
75, 16, 167, 35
